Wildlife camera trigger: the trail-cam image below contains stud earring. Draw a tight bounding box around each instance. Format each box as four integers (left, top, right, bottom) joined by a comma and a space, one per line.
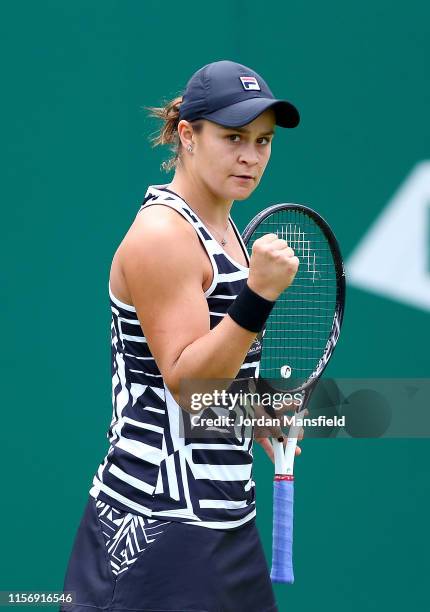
187, 144, 193, 153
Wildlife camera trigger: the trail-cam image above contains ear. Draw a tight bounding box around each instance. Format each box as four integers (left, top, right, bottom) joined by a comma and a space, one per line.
177, 120, 195, 150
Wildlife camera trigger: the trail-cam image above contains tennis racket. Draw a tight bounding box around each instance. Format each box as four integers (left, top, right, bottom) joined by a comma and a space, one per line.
242, 203, 346, 584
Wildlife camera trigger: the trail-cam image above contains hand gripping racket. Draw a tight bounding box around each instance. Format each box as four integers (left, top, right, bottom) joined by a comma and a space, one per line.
242, 204, 346, 584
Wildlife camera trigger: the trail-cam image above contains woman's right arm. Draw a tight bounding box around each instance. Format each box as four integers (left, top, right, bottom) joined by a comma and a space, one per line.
121, 206, 298, 407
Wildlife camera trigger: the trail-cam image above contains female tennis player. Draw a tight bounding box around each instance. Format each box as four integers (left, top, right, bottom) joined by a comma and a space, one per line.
62, 60, 301, 612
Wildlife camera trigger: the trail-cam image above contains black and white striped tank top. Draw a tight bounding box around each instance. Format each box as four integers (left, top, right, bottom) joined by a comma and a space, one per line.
90, 185, 262, 529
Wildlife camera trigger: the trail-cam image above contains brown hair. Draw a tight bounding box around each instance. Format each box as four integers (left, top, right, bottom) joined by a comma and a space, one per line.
146, 96, 203, 172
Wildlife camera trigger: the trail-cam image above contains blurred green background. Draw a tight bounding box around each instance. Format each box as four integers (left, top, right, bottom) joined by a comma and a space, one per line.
2, 1, 429, 610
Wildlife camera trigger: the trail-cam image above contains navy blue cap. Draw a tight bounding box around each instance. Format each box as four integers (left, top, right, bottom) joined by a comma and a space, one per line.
179, 60, 300, 129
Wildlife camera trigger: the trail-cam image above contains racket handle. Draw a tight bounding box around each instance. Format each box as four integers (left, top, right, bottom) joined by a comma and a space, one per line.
271, 477, 294, 584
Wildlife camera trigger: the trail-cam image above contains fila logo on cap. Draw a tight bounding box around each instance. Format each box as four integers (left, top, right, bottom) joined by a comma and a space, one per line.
240, 76, 260, 91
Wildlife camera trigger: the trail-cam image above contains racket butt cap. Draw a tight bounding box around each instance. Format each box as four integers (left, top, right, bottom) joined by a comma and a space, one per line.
270, 570, 294, 584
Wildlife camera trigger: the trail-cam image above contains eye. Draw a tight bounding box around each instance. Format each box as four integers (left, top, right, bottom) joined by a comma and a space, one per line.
228, 134, 241, 142
257, 136, 271, 145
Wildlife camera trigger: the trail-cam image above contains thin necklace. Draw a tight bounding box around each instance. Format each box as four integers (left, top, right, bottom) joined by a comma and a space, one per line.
164, 186, 230, 247
203, 218, 230, 247
189, 210, 230, 247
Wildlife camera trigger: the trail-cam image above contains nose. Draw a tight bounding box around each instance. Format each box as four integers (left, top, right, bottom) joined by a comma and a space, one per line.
238, 143, 259, 166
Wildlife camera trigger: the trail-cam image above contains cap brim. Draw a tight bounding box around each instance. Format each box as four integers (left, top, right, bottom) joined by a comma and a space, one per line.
201, 97, 300, 128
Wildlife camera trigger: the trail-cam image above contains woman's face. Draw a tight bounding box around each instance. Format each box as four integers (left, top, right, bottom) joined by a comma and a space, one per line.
188, 109, 276, 203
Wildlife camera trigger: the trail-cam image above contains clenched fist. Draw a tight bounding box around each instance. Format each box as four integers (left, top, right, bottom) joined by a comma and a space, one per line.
247, 233, 299, 301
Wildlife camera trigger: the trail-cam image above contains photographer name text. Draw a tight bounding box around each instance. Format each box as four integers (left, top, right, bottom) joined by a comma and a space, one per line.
191, 414, 345, 428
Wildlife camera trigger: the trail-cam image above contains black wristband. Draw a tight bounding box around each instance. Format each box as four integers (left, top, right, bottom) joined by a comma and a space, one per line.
227, 283, 276, 333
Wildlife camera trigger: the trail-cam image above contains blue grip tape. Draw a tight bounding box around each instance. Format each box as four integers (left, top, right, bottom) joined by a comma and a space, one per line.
271, 479, 294, 584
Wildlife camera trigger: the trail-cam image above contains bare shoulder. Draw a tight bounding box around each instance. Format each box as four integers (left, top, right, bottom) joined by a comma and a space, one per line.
119, 204, 205, 288
127, 204, 197, 246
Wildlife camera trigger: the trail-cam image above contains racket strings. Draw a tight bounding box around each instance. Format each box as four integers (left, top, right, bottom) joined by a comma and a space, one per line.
248, 210, 337, 384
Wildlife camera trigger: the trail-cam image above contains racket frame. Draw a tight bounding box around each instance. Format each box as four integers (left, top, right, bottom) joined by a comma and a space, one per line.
242, 203, 346, 397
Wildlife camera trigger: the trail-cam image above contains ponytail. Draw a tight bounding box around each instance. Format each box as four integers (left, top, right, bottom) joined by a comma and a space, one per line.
146, 96, 203, 172
146, 96, 182, 172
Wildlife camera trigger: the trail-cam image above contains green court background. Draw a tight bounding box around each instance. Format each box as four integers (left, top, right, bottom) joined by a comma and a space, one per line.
2, 1, 429, 610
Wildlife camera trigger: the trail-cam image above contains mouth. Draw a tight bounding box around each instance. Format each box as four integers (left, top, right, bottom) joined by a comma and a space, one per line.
232, 174, 255, 181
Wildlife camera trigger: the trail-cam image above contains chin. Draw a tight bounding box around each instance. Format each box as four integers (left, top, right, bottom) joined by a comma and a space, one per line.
210, 181, 256, 203
233, 192, 252, 201
231, 185, 256, 201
